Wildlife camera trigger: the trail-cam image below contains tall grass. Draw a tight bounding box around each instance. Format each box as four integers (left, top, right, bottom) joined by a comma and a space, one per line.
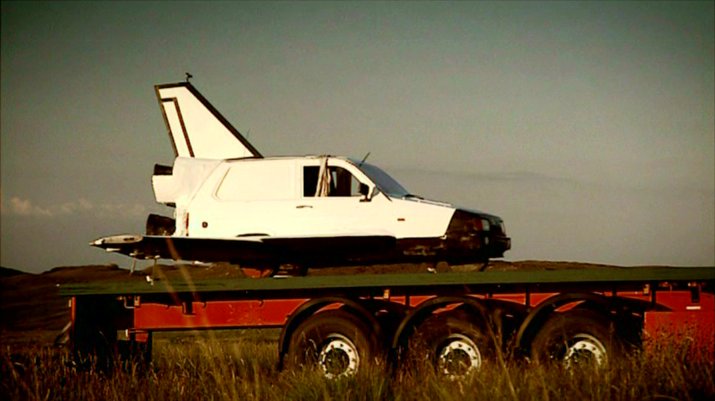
2, 330, 713, 401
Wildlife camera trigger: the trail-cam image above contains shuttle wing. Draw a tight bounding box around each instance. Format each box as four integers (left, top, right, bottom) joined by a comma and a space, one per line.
90, 235, 268, 263
90, 234, 397, 266
155, 82, 262, 159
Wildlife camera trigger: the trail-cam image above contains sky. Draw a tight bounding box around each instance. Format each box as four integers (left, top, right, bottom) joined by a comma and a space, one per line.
1, 1, 713, 273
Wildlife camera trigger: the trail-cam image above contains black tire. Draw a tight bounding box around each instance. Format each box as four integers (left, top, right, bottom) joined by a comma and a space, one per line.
73, 322, 116, 372
72, 297, 120, 372
117, 333, 153, 371
408, 310, 492, 378
287, 309, 379, 378
530, 309, 620, 368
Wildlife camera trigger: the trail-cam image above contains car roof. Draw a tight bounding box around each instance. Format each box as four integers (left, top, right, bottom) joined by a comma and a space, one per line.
225, 155, 351, 163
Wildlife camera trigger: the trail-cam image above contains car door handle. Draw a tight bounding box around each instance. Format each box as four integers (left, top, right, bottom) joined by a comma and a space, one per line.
296, 205, 313, 209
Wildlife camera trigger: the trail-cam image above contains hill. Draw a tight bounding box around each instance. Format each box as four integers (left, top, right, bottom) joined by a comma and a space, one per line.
0, 266, 27, 277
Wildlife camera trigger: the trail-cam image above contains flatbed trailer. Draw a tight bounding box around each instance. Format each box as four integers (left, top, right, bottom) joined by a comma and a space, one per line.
60, 266, 715, 377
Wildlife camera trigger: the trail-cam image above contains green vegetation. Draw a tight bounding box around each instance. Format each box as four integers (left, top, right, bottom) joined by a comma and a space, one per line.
2, 330, 713, 401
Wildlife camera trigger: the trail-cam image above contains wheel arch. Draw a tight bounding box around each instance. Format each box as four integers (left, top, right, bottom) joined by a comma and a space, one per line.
277, 296, 382, 369
515, 292, 615, 353
390, 296, 491, 355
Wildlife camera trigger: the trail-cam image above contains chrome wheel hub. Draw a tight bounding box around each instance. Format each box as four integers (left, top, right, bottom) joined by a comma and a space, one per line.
564, 333, 607, 368
437, 334, 482, 379
318, 334, 360, 379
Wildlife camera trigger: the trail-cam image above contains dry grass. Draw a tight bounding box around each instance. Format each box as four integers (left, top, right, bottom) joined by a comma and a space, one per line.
1, 329, 713, 401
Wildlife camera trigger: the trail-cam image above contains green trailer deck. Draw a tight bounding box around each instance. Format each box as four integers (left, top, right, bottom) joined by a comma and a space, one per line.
60, 266, 714, 296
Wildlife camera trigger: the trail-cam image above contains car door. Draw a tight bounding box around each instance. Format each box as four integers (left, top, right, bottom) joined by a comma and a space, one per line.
292, 158, 395, 238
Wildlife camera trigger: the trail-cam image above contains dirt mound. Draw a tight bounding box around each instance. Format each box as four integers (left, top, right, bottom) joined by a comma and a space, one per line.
1, 271, 68, 338
308, 260, 624, 275
0, 264, 142, 339
0, 266, 27, 277
142, 262, 246, 281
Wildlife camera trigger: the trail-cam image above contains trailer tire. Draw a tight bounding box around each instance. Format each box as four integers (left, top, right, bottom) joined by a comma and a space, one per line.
287, 309, 379, 378
409, 310, 491, 379
530, 309, 618, 368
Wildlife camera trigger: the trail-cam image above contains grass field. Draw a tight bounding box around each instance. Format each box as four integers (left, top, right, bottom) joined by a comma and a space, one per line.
2, 329, 713, 401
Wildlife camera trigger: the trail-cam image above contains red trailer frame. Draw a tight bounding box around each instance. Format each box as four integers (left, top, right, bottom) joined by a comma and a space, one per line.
63, 266, 715, 375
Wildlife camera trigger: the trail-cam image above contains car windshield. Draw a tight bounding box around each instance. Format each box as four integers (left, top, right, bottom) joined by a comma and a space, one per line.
350, 160, 410, 198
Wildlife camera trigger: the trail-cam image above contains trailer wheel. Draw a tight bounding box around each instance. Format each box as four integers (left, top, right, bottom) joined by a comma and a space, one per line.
287, 309, 379, 378
530, 309, 618, 368
409, 310, 491, 379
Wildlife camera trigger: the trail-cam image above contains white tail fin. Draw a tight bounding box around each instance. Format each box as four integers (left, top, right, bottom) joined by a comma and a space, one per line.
155, 82, 262, 159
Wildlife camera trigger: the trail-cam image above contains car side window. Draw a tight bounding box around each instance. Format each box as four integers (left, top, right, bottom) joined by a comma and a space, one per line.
303, 166, 319, 197
303, 165, 362, 197
330, 167, 361, 196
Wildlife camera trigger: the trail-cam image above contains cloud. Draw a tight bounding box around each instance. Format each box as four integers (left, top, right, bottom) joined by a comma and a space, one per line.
0, 195, 146, 218
3, 196, 53, 216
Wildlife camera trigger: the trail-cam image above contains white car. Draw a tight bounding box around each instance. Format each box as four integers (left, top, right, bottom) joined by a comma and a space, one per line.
92, 82, 510, 274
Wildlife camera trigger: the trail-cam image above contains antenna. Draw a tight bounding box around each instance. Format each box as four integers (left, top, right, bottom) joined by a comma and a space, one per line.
185, 72, 193, 83
358, 152, 371, 167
